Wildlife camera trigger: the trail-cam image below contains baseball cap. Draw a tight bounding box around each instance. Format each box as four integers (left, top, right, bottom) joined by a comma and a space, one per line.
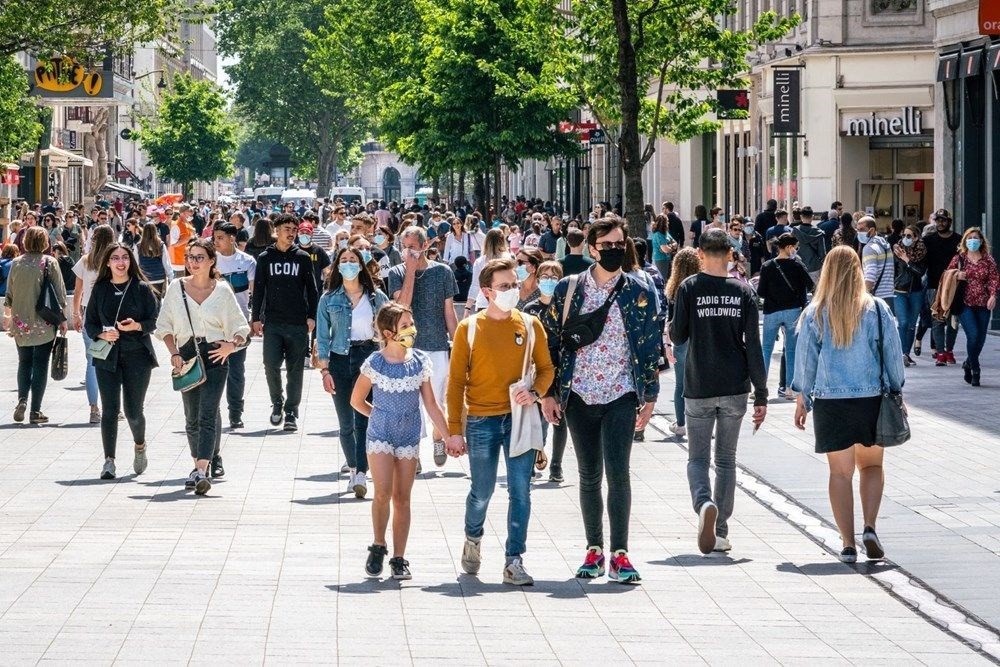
297, 221, 314, 234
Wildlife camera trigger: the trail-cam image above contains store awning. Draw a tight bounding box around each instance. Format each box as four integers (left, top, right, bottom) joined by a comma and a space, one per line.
19, 146, 93, 168
937, 53, 959, 81
989, 44, 1000, 72
102, 181, 148, 197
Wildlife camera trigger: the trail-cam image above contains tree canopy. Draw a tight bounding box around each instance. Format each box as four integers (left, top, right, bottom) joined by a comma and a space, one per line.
0, 56, 43, 163
137, 73, 237, 196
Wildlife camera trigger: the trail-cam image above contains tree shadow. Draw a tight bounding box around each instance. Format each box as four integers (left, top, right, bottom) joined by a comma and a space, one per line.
651, 555, 753, 567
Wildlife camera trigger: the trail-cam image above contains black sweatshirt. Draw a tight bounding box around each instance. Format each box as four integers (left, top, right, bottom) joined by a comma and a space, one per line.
251, 244, 319, 325
669, 273, 768, 406
757, 257, 813, 314
924, 232, 961, 289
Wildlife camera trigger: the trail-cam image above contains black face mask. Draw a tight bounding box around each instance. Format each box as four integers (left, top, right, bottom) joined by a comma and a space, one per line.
596, 247, 625, 272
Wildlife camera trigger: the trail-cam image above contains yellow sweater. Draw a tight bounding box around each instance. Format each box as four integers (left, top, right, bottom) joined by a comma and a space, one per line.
447, 310, 555, 433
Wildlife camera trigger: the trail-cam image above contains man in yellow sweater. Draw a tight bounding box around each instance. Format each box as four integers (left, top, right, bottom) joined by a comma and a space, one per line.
447, 258, 555, 586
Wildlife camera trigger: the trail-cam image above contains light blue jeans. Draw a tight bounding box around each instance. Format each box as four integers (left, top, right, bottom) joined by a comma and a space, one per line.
762, 307, 802, 384
80, 308, 99, 406
464, 414, 534, 560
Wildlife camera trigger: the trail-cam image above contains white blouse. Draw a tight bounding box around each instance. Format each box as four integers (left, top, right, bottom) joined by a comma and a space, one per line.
155, 279, 251, 348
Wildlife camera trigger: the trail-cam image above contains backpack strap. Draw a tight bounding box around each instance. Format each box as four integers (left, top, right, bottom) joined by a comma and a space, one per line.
561, 273, 580, 325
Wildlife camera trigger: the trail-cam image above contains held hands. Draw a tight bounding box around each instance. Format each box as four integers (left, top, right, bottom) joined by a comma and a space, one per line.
208, 341, 237, 364
512, 387, 535, 407
540, 396, 561, 425
445, 434, 467, 457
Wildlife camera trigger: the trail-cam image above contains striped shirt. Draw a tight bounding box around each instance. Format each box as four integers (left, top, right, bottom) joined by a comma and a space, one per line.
862, 235, 895, 299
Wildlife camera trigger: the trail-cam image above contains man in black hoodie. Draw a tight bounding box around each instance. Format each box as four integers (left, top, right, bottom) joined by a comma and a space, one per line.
791, 206, 826, 282
251, 213, 319, 432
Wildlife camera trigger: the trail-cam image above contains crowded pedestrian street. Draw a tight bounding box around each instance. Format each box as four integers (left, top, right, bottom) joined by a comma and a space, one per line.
0, 332, 996, 664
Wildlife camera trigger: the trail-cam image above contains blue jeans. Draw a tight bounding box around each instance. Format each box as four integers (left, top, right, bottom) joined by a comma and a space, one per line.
464, 414, 534, 559
329, 342, 376, 473
80, 310, 99, 406
762, 307, 801, 383
958, 306, 991, 371
894, 290, 925, 355
225, 346, 247, 418
672, 341, 688, 427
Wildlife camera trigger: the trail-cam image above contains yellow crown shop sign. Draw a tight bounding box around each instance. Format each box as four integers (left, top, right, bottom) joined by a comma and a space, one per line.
32, 56, 111, 99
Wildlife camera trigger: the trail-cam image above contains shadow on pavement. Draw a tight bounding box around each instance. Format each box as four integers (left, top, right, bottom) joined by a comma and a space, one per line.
55, 474, 137, 486
291, 492, 365, 506
230, 428, 271, 437
296, 472, 346, 483
774, 560, 898, 576
417, 576, 640, 599
128, 488, 218, 502
651, 555, 753, 567
325, 580, 398, 594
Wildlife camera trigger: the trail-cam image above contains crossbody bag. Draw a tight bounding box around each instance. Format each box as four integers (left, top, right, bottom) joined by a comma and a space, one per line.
88, 279, 132, 361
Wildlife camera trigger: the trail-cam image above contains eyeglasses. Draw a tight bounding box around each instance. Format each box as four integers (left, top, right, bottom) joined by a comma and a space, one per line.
185, 254, 210, 263
516, 259, 530, 266
596, 241, 627, 251
109, 254, 131, 262
902, 234, 915, 239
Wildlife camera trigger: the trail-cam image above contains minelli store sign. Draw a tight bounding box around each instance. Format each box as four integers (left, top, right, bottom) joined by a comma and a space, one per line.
981, 0, 1000, 35
841, 107, 926, 137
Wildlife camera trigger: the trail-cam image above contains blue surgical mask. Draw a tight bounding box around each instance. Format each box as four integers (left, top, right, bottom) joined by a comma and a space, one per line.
298, 234, 312, 245
360, 249, 373, 264
338, 240, 348, 250
373, 234, 386, 246
539, 277, 558, 296
492, 221, 501, 228
339, 261, 362, 280
902, 237, 914, 247
515, 264, 529, 281
857, 231, 870, 244
967, 238, 982, 252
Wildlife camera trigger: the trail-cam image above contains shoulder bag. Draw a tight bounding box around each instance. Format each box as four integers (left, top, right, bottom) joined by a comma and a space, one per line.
35, 258, 66, 326
508, 312, 544, 459
875, 302, 910, 446
172, 280, 207, 392
50, 332, 68, 380
88, 280, 132, 361
559, 274, 626, 352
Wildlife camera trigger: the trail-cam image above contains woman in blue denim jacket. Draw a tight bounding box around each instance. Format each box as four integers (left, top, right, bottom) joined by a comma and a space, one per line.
316, 246, 390, 498
792, 246, 905, 565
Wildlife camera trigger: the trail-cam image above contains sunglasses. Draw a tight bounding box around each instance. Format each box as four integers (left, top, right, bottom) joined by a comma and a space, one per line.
596, 241, 627, 251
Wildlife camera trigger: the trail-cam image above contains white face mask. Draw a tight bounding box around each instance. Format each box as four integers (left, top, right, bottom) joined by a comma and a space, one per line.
493, 287, 520, 312
727, 261, 735, 272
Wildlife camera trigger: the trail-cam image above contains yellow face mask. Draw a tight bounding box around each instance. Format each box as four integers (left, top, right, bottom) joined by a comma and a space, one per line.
395, 325, 417, 349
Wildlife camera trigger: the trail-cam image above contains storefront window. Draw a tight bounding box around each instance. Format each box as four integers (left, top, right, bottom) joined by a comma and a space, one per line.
896, 146, 933, 176
870, 148, 893, 180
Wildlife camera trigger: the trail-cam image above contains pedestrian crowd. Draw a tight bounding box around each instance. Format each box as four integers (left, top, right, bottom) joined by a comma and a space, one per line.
1, 191, 995, 579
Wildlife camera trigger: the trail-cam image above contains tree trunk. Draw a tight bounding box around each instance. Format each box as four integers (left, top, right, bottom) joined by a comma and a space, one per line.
610, 0, 647, 239
431, 174, 440, 203
493, 156, 502, 222
473, 172, 486, 213
457, 171, 466, 208
315, 124, 337, 198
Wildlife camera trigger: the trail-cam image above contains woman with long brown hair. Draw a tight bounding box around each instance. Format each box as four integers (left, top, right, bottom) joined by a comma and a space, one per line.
793, 246, 905, 563
136, 222, 173, 297
664, 248, 701, 438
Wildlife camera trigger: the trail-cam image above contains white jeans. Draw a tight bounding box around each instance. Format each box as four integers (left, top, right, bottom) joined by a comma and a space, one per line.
419, 349, 450, 439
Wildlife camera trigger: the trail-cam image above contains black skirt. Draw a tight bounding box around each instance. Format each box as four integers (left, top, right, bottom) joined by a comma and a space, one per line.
812, 396, 883, 453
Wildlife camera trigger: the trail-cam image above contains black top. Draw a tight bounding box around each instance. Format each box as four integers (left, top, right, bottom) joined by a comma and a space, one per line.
894, 253, 926, 293
924, 232, 961, 289
84, 279, 160, 370
559, 254, 594, 276
251, 244, 319, 325
668, 273, 768, 406
299, 243, 331, 292
757, 257, 814, 314
753, 209, 777, 238
667, 212, 686, 248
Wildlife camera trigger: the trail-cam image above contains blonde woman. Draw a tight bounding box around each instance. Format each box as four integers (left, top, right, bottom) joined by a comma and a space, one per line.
792, 246, 905, 564
464, 228, 510, 315
664, 247, 701, 438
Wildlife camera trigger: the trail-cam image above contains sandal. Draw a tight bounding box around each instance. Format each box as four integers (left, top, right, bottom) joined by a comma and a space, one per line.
534, 449, 548, 471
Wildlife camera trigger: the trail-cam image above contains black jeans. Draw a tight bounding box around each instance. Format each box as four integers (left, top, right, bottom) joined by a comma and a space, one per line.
540, 415, 568, 470
95, 347, 152, 458
16, 340, 54, 413
226, 346, 247, 418
564, 391, 637, 553
262, 323, 308, 415
181, 364, 227, 461
329, 342, 376, 473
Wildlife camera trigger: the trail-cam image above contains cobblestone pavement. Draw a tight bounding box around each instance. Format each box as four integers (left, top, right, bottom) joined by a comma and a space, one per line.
0, 333, 992, 664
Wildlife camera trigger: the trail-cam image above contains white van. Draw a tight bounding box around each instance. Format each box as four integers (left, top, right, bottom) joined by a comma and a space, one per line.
280, 188, 318, 204
328, 187, 366, 207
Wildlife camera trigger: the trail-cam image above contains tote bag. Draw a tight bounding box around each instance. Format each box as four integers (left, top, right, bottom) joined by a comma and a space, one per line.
508, 313, 545, 458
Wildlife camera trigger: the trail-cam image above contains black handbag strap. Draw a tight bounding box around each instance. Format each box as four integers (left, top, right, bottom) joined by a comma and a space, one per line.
582, 274, 626, 320
875, 299, 886, 394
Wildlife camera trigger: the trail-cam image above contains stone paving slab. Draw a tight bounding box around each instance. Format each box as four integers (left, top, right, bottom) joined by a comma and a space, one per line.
0, 334, 988, 664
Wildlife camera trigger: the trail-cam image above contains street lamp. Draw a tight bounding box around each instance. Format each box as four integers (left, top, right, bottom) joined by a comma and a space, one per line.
132, 69, 168, 89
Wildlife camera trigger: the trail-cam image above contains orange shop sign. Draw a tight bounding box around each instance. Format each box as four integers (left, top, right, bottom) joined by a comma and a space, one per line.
981, 0, 1000, 35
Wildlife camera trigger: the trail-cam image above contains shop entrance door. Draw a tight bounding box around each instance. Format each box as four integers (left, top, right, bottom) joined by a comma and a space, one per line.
857, 180, 900, 232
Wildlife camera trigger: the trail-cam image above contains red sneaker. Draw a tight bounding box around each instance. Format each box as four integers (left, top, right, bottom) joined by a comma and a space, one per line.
608, 550, 642, 584
575, 547, 606, 578
946, 351, 957, 365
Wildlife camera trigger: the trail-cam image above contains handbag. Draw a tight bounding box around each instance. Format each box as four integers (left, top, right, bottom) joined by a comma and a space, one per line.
172, 280, 207, 393
50, 333, 68, 381
950, 256, 967, 318
560, 274, 626, 352
35, 259, 66, 326
508, 313, 545, 459
875, 302, 911, 446
87, 280, 131, 361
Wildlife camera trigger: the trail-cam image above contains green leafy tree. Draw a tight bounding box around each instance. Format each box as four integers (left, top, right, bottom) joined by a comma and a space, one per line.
0, 0, 208, 58
571, 0, 798, 235
234, 129, 277, 175
217, 0, 367, 197
0, 56, 43, 162
137, 73, 237, 198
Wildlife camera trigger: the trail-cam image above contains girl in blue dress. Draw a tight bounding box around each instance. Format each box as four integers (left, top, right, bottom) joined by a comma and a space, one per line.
350, 302, 452, 580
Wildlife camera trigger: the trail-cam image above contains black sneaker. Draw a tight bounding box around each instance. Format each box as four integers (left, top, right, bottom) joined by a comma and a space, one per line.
283, 414, 297, 432
194, 470, 211, 495
12, 399, 26, 423
549, 466, 564, 483
269, 406, 283, 426
211, 455, 225, 478
29, 411, 49, 425
862, 526, 884, 560
840, 546, 858, 564
633, 430, 645, 442
777, 386, 787, 398
184, 469, 198, 490
229, 414, 244, 429
389, 556, 412, 580
366, 543, 388, 577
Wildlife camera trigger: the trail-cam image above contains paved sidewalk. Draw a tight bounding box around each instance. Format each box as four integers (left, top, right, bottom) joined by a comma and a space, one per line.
0, 334, 987, 664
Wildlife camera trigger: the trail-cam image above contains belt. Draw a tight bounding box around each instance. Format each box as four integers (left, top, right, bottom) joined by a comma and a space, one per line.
350, 339, 375, 347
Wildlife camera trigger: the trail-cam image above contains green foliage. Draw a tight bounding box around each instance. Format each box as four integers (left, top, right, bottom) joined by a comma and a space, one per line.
0, 0, 210, 59
217, 0, 367, 194
136, 73, 237, 193
0, 56, 43, 162
234, 130, 277, 174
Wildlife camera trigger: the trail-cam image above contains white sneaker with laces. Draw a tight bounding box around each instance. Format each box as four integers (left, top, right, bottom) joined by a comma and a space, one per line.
669, 421, 686, 437
346, 469, 356, 494
352, 471, 367, 499
461, 537, 481, 574
713, 536, 732, 553
502, 557, 534, 586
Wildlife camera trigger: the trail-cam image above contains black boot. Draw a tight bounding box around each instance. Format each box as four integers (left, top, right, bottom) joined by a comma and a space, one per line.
964, 362, 973, 384
972, 370, 981, 387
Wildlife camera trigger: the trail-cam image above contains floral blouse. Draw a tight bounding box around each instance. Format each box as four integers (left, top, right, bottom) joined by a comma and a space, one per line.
949, 252, 1000, 308
569, 270, 635, 406
4, 254, 67, 347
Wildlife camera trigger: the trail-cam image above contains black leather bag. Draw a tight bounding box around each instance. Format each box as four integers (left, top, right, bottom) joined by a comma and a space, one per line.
35, 260, 66, 326
560, 276, 625, 352
50, 333, 68, 381
875, 303, 910, 446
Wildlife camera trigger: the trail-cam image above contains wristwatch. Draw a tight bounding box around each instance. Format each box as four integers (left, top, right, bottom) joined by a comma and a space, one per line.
528, 389, 540, 402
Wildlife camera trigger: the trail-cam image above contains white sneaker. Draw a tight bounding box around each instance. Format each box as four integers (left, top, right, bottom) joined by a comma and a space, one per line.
461, 537, 481, 574
698, 501, 718, 555
713, 536, 732, 553
669, 421, 686, 437
352, 472, 367, 499
502, 556, 534, 586
346, 469, 356, 494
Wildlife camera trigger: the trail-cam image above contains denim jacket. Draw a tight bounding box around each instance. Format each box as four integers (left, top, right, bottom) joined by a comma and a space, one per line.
792, 296, 904, 411
540, 269, 660, 409
316, 286, 389, 358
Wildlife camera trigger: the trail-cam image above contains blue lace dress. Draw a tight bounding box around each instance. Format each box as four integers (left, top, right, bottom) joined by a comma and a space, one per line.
361, 350, 431, 459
